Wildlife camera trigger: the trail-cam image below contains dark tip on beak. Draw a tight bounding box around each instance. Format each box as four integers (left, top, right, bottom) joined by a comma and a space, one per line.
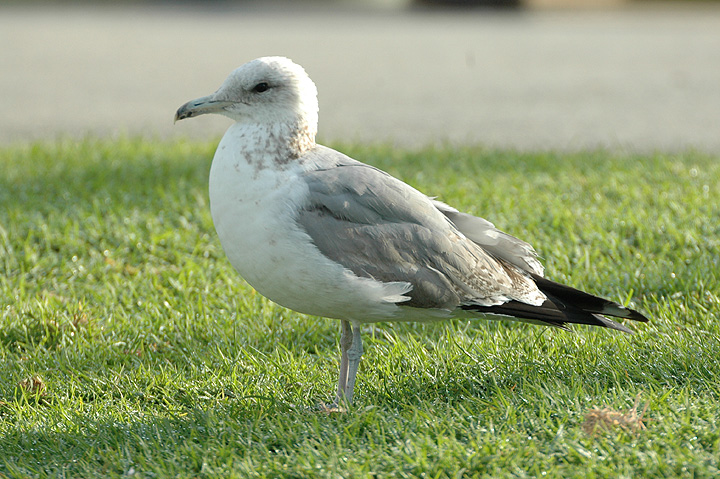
174, 95, 233, 124
174, 107, 193, 123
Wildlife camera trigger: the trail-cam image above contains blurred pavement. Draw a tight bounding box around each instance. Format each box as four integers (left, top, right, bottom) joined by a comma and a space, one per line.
2, 3, 720, 152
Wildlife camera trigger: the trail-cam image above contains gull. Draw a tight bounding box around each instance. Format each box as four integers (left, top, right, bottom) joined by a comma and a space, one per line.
175, 56, 649, 409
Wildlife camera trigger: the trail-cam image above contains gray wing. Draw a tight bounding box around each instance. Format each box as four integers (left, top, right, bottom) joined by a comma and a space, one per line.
431, 200, 545, 276
296, 147, 545, 311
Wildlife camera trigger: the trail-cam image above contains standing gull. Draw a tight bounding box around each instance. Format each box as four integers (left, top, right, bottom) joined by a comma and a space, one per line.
175, 56, 648, 408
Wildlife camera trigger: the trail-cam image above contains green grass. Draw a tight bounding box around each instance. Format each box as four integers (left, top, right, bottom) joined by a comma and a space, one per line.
1, 138, 719, 478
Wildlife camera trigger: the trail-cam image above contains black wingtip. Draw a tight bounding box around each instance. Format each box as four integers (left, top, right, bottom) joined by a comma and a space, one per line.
624, 308, 650, 323
530, 273, 650, 323
461, 274, 649, 333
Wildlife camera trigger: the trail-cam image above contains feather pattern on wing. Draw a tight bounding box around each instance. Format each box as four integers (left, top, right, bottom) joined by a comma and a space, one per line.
432, 200, 545, 276
296, 147, 546, 310
294, 146, 648, 332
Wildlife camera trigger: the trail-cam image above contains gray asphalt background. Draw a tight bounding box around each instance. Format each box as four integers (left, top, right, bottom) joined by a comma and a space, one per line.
2, 2, 719, 152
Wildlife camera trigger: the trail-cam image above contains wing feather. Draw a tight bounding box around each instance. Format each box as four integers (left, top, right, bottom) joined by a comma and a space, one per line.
295, 146, 648, 331
296, 150, 545, 310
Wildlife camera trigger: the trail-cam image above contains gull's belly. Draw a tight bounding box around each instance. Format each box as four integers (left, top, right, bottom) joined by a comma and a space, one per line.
216, 204, 348, 315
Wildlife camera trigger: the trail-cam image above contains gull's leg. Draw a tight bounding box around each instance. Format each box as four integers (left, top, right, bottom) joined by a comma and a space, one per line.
332, 320, 353, 408
342, 322, 364, 406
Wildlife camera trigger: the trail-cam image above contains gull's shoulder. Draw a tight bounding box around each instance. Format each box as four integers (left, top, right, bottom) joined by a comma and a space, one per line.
297, 144, 450, 229
299, 144, 384, 172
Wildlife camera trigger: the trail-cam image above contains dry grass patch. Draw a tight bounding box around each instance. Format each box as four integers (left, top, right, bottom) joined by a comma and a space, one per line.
583, 395, 649, 435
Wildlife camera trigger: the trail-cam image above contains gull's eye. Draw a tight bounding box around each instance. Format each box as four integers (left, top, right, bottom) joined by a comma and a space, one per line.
252, 82, 269, 93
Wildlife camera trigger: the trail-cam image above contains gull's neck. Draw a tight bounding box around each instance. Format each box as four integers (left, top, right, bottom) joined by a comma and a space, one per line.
229, 118, 317, 167
283, 117, 317, 157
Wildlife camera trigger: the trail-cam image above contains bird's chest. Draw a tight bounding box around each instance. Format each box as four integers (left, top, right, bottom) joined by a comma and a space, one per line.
207, 141, 349, 317
208, 144, 307, 279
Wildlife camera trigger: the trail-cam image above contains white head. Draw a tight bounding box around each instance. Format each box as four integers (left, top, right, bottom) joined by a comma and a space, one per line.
175, 57, 318, 140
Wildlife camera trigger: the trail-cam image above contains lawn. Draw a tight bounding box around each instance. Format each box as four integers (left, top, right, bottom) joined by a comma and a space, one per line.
1, 138, 718, 478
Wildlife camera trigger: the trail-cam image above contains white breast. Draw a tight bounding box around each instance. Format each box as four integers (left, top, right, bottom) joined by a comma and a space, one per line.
208, 124, 411, 322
